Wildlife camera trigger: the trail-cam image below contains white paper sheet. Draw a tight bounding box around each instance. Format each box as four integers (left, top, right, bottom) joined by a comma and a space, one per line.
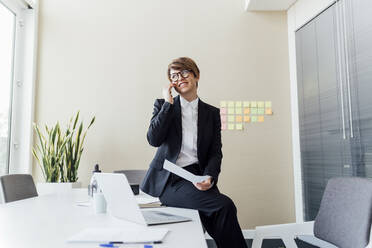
135, 197, 160, 205
67, 227, 168, 243
163, 160, 210, 184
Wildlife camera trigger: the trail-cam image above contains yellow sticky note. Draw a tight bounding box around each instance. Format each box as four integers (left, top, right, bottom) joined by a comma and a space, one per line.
258, 101, 265, 108
251, 116, 258, 122
244, 108, 250, 115
265, 101, 272, 108
265, 108, 273, 115
228, 123, 235, 130
258, 108, 264, 115
251, 101, 257, 108
236, 123, 243, 130
244, 116, 250, 123
236, 115, 243, 122
228, 108, 235, 114
258, 116, 264, 122
228, 101, 234, 108
235, 101, 242, 107
228, 115, 235, 122
243, 101, 250, 107
220, 101, 227, 108
235, 107, 242, 114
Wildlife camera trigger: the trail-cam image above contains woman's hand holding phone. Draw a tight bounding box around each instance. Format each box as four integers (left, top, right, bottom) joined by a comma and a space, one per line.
163, 82, 176, 104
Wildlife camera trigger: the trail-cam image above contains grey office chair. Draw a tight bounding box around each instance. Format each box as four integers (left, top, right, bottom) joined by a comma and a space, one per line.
0, 174, 38, 203
113, 169, 147, 185
296, 177, 372, 248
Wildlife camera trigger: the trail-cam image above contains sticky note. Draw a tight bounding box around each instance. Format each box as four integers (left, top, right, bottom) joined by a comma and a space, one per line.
265, 108, 273, 115
265, 101, 272, 108
251, 116, 258, 122
228, 101, 234, 108
258, 116, 264, 122
228, 115, 235, 122
258, 108, 264, 115
228, 123, 235, 130
251, 101, 257, 108
220, 115, 227, 123
244, 116, 250, 122
228, 108, 235, 114
236, 123, 243, 130
221, 123, 227, 130
258, 101, 265, 108
235, 101, 242, 107
220, 101, 227, 108
243, 101, 250, 107
236, 115, 243, 122
235, 108, 242, 114
220, 107, 227, 115
251, 108, 257, 115
244, 108, 250, 115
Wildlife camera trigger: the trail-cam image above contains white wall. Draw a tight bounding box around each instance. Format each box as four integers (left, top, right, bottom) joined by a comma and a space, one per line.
287, 0, 335, 222
35, 0, 295, 228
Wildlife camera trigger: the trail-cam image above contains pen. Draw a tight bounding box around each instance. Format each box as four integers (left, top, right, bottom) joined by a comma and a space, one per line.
99, 244, 118, 248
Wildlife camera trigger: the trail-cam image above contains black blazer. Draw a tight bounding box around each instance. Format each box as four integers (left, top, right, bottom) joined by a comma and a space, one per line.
140, 95, 223, 197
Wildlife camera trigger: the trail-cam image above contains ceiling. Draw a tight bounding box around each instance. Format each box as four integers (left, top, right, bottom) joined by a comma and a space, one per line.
245, 0, 298, 11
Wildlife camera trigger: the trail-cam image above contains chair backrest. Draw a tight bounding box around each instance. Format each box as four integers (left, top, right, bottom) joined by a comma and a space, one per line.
113, 170, 147, 185
0, 174, 38, 203
314, 177, 372, 248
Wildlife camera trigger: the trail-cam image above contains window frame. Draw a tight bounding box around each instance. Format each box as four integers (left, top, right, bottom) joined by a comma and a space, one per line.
0, 0, 38, 176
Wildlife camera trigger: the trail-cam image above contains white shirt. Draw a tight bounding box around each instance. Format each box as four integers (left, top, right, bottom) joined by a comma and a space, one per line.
176, 96, 199, 167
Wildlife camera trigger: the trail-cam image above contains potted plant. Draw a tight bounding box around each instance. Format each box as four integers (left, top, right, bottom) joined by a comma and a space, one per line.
32, 111, 95, 195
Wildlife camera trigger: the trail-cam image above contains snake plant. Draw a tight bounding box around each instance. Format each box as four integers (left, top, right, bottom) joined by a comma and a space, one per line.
64, 111, 95, 182
32, 112, 95, 183
32, 122, 69, 182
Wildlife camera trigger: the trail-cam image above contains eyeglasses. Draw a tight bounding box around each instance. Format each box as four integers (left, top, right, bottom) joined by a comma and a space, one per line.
170, 70, 191, 82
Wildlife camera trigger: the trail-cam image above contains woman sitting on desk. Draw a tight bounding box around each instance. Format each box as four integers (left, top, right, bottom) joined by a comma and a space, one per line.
141, 57, 247, 248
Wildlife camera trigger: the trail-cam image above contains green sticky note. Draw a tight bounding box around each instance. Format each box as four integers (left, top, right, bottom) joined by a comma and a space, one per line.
251, 101, 257, 108
236, 123, 243, 130
220, 101, 227, 108
265, 101, 272, 108
228, 115, 235, 122
258, 101, 265, 108
228, 108, 235, 114
258, 108, 264, 115
235, 107, 242, 114
251, 108, 257, 115
228, 123, 235, 130
251, 116, 258, 122
235, 101, 242, 107
228, 101, 234, 108
243, 101, 250, 107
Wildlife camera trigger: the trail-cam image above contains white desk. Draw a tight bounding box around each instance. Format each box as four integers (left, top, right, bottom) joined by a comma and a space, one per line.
0, 189, 207, 248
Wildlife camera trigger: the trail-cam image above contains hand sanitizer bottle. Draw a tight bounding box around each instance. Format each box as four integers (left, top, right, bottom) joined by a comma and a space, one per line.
88, 164, 101, 197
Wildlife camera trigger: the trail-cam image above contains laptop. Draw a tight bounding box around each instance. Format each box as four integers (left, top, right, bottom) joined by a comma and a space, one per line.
94, 173, 192, 226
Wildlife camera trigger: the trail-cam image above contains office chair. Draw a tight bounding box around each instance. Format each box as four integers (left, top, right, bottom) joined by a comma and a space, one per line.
0, 174, 38, 203
252, 177, 372, 248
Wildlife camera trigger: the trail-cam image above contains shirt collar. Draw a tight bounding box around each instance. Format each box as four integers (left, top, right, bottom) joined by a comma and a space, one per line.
180, 96, 199, 110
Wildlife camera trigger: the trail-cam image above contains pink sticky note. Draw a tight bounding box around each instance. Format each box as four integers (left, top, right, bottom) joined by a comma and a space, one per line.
221, 123, 227, 130
220, 108, 227, 115
220, 115, 227, 123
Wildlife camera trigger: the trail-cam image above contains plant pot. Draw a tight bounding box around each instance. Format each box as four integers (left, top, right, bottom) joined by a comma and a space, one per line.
36, 182, 82, 196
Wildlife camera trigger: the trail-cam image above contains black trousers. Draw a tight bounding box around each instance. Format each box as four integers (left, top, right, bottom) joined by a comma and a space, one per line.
159, 164, 247, 248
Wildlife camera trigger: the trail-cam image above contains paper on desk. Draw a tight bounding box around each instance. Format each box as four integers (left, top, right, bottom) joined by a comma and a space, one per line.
67, 227, 168, 243
136, 197, 160, 205
163, 160, 210, 184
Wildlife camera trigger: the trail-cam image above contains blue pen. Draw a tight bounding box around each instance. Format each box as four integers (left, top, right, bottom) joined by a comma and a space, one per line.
99, 244, 118, 248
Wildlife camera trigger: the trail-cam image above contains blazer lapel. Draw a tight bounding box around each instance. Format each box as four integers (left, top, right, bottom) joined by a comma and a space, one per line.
197, 98, 207, 158
173, 95, 182, 139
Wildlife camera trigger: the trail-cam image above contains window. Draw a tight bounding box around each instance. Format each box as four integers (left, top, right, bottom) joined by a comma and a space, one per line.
0, 0, 37, 177
0, 2, 15, 176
